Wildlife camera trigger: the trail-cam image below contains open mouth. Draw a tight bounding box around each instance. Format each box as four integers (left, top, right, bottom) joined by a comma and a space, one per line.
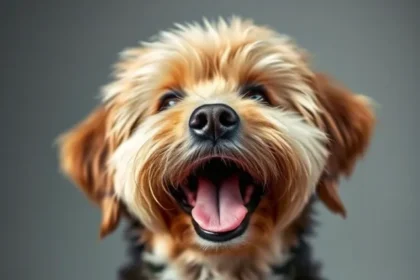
171, 158, 264, 242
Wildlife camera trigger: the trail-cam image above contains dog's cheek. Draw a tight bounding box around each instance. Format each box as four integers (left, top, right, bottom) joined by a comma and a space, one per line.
237, 104, 329, 223
109, 115, 179, 231
110, 106, 197, 233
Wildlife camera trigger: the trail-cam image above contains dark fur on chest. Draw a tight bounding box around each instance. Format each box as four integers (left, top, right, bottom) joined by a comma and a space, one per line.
117, 199, 326, 280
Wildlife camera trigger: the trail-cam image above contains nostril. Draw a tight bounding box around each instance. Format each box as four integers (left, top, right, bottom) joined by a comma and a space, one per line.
219, 110, 238, 127
190, 112, 208, 130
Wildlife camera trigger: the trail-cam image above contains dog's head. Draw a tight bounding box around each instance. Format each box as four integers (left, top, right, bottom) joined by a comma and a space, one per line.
59, 17, 375, 255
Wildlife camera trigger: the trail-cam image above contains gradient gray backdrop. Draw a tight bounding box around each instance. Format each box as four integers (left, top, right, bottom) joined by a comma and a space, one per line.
1, 1, 418, 279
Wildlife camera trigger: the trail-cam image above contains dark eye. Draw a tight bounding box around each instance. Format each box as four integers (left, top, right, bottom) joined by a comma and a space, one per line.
241, 85, 269, 104
158, 91, 182, 111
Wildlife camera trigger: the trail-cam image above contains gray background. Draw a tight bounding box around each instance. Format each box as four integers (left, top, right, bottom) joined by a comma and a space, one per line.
1, 0, 418, 279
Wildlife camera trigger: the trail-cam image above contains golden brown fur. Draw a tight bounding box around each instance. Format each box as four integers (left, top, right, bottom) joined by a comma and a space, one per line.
58, 17, 375, 279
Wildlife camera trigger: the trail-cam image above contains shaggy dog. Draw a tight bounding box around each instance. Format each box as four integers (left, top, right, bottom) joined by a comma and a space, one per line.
58, 17, 375, 280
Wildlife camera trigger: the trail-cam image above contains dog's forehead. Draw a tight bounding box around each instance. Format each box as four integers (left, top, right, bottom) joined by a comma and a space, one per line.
139, 19, 309, 91
104, 18, 312, 102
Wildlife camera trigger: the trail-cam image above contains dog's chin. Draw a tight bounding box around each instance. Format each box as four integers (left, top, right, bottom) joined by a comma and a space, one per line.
170, 157, 265, 245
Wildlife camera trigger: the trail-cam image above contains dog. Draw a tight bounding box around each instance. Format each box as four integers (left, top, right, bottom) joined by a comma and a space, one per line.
58, 17, 375, 280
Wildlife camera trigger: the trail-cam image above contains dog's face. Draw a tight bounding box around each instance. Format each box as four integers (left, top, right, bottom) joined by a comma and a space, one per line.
59, 18, 375, 255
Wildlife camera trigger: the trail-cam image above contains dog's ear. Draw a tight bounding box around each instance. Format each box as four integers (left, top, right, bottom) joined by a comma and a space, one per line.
312, 73, 375, 217
58, 106, 121, 238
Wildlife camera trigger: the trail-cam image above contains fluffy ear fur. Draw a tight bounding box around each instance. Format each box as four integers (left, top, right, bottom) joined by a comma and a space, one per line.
58, 106, 121, 238
313, 73, 376, 217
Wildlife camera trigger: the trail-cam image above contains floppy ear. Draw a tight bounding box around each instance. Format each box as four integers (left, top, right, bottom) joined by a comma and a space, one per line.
58, 106, 121, 238
313, 73, 376, 217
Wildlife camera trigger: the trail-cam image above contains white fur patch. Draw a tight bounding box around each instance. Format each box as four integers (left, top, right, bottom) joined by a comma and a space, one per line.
109, 115, 166, 230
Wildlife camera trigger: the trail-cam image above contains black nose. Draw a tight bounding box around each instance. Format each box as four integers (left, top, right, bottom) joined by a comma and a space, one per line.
189, 104, 240, 142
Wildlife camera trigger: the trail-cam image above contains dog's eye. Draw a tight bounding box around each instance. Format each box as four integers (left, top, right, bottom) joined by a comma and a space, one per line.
159, 91, 182, 111
241, 85, 269, 104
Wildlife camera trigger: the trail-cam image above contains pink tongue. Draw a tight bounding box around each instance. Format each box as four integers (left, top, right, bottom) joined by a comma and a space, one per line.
191, 175, 248, 233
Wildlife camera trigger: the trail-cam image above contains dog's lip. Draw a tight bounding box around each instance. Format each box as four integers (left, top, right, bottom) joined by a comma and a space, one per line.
193, 214, 251, 242
180, 155, 245, 180
178, 155, 261, 187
